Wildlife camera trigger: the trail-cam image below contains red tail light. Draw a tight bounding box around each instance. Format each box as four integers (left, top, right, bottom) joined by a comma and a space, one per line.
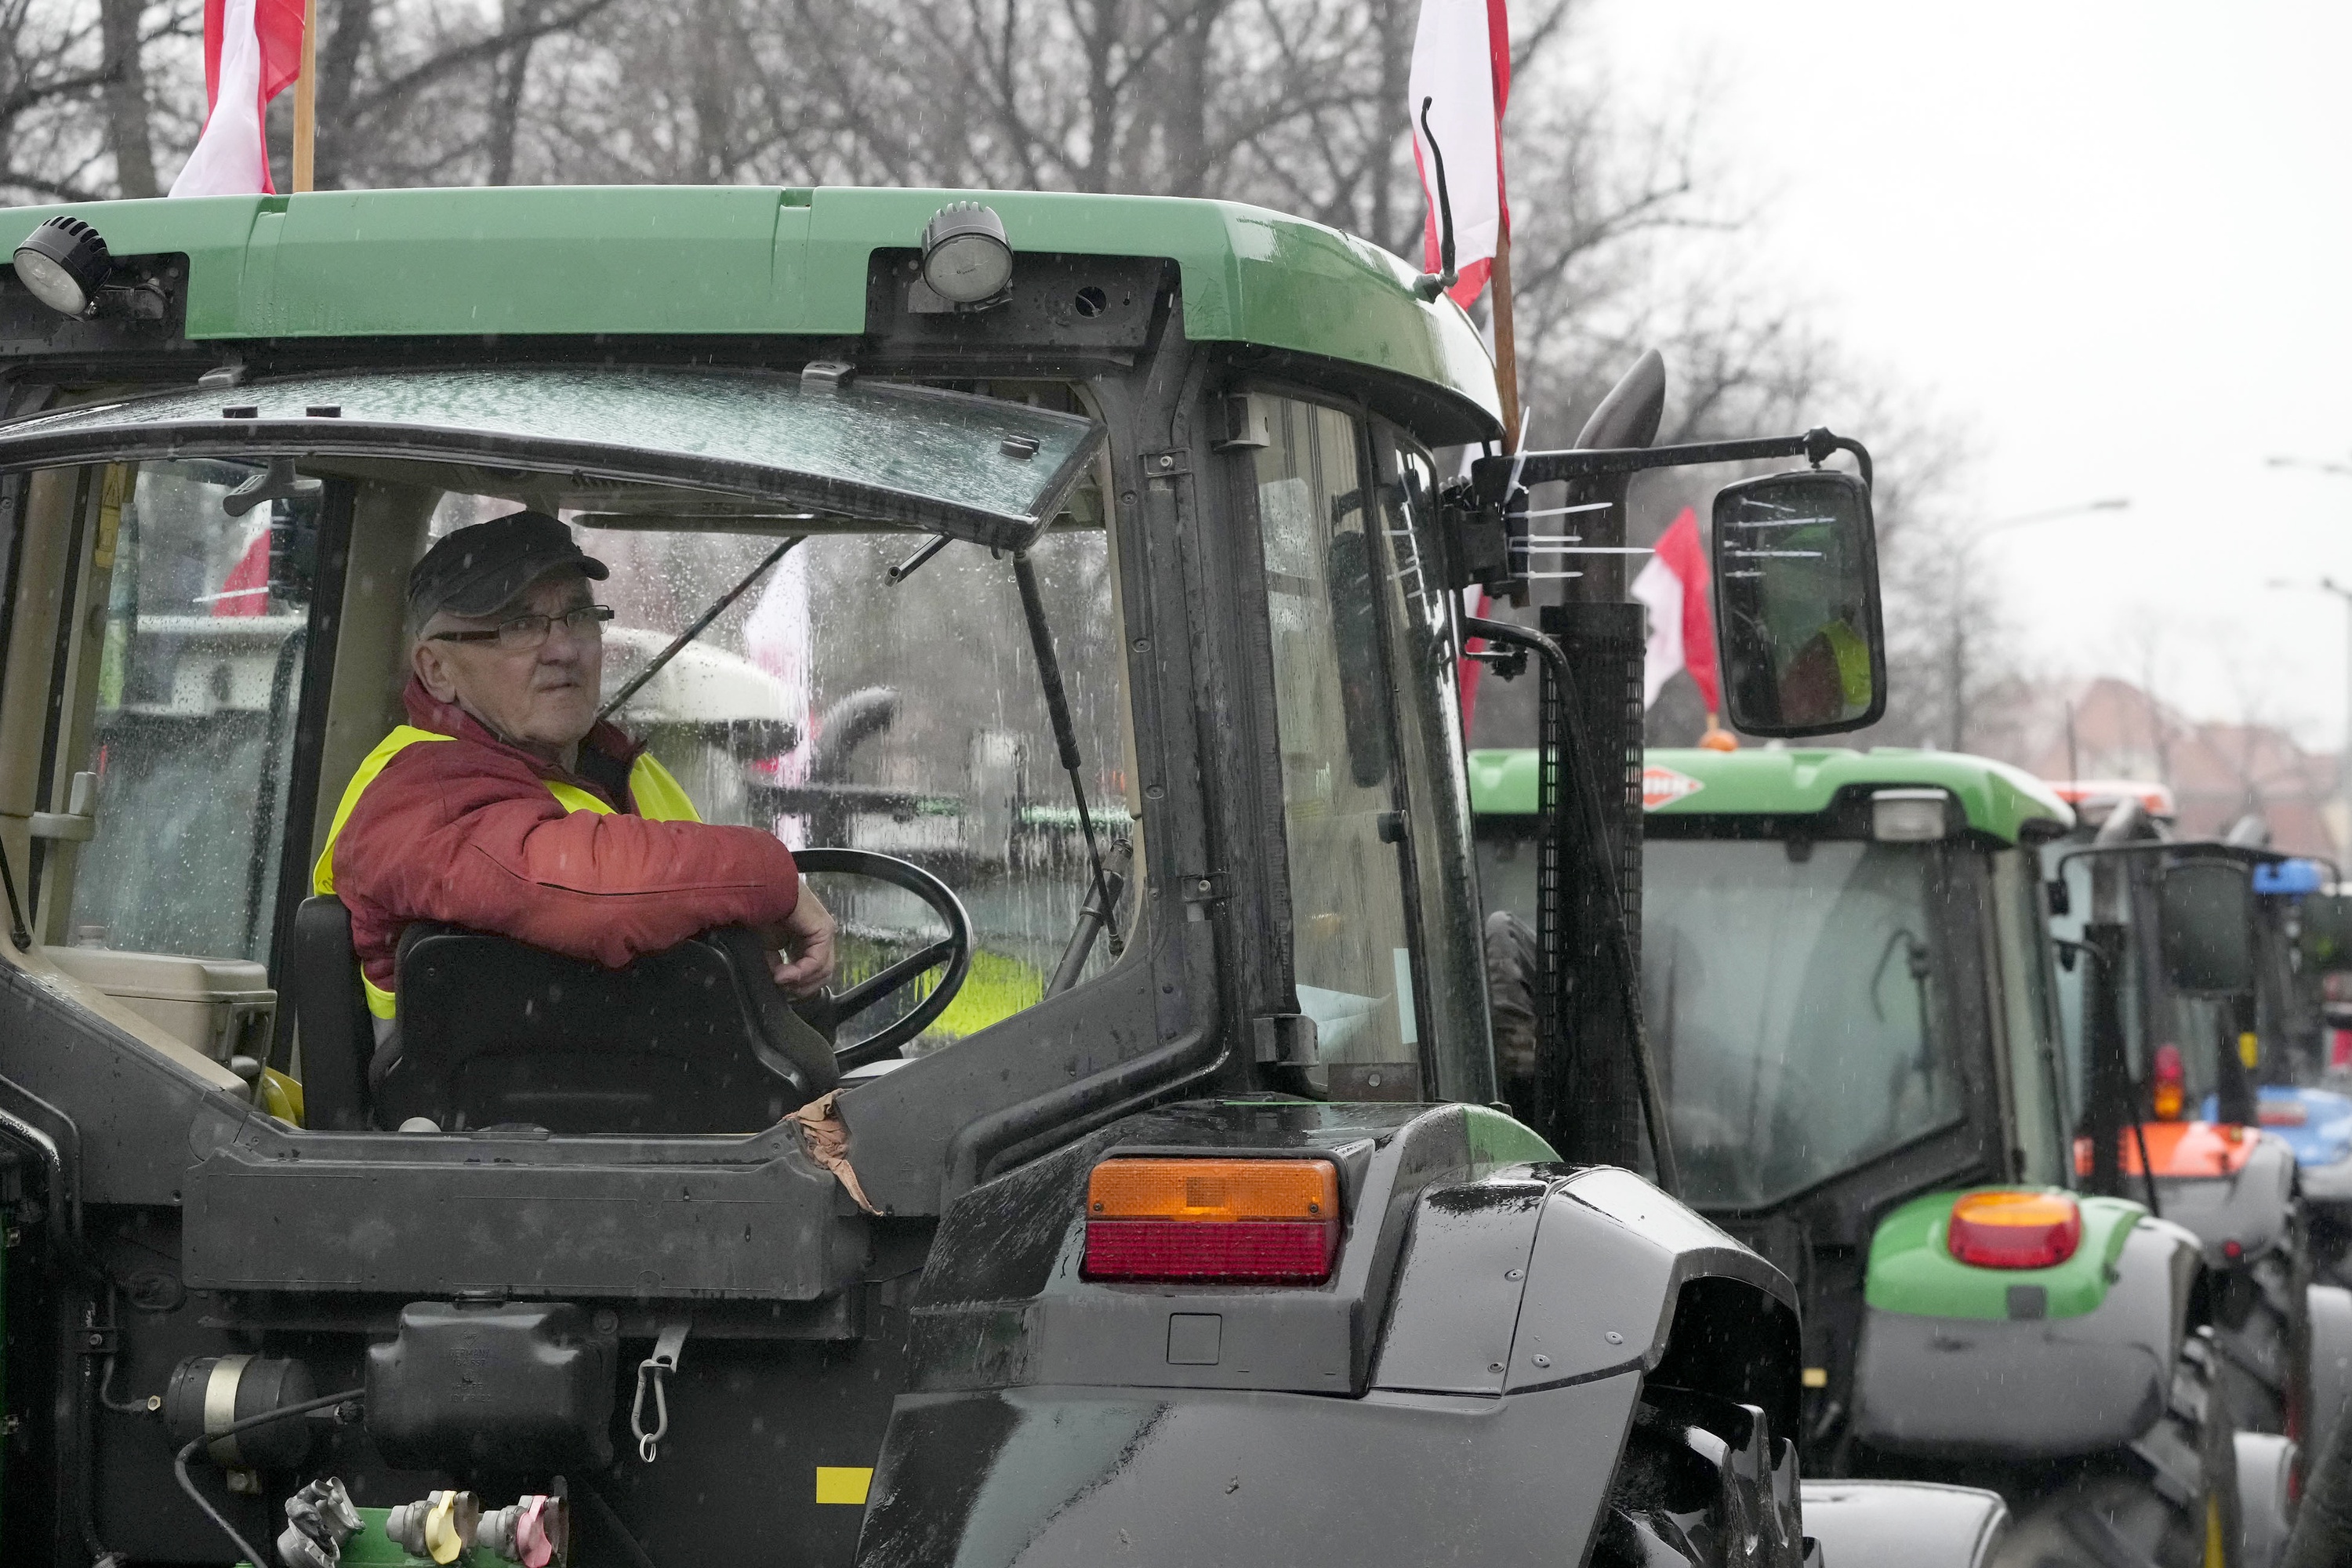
1947, 1189, 2082, 1270
2151, 1044, 2185, 1121
1082, 1158, 1340, 1283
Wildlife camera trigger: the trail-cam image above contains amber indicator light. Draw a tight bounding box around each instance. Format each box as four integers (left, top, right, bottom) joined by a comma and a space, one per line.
1083, 1157, 1341, 1283
1946, 1189, 2083, 1271
2151, 1043, 2186, 1121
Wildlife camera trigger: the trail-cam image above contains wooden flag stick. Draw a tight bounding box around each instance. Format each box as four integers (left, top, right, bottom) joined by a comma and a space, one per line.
1490, 222, 1523, 454
292, 0, 319, 192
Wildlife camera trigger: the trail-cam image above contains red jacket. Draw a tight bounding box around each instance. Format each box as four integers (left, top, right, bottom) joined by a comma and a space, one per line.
319, 679, 800, 1004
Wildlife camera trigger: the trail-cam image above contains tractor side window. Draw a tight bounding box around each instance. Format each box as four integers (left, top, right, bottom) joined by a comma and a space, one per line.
63, 462, 325, 962
1373, 434, 1493, 1102
1254, 397, 1425, 1099
1991, 846, 2067, 1183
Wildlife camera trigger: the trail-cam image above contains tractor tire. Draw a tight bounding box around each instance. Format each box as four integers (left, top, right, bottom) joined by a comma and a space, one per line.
2210, 1252, 2302, 1438
1991, 1329, 2243, 1568
1589, 1388, 1808, 1567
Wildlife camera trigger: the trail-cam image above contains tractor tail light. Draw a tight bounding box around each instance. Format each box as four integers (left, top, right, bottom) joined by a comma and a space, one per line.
1083, 1157, 1340, 1283
1947, 1190, 2083, 1270
2152, 1044, 2186, 1121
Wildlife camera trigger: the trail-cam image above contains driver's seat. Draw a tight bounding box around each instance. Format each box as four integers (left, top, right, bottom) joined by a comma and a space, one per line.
372, 922, 840, 1134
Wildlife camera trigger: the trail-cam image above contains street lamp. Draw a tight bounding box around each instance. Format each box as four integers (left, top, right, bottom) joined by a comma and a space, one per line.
2268, 455, 2352, 480
1945, 497, 2134, 752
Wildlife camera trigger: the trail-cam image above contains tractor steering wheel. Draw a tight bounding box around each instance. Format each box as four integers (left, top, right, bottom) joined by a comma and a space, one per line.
787, 848, 974, 1069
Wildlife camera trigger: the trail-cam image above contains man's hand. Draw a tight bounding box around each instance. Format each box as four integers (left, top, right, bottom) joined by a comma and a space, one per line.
766, 882, 837, 999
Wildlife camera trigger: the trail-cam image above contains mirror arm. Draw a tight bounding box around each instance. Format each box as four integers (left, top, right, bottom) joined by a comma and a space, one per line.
1475, 426, 1874, 495
1464, 615, 1681, 1200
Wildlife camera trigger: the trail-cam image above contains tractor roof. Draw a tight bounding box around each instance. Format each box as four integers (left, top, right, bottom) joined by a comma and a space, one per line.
0, 185, 1500, 432
1468, 746, 2075, 846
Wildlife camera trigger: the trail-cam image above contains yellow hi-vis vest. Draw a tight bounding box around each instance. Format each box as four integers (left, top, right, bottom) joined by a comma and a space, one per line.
312, 724, 701, 1021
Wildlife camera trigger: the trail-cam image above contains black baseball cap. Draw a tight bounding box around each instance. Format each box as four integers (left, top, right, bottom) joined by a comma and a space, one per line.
407, 510, 608, 631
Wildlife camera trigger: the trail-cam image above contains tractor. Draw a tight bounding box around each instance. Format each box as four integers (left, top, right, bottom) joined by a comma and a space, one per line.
0, 186, 1986, 1566
1474, 743, 2349, 1566
2042, 784, 2352, 1530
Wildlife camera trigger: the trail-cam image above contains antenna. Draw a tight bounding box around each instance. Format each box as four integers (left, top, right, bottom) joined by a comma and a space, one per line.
1414, 96, 1459, 302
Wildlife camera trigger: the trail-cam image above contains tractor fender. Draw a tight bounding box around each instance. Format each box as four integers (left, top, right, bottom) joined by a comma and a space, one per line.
2309, 1282, 2352, 1475
2236, 1431, 2299, 1568
1798, 1479, 2009, 1568
1851, 1214, 2202, 1459
2299, 1147, 2352, 1207
1372, 1163, 1801, 1435
2155, 1133, 2299, 1269
866, 1109, 1811, 1567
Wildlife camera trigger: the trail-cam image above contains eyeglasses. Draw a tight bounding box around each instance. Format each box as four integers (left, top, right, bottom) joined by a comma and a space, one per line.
430, 604, 614, 652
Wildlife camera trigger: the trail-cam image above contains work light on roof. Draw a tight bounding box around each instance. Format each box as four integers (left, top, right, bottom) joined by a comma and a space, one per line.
13, 215, 110, 318
919, 202, 1014, 307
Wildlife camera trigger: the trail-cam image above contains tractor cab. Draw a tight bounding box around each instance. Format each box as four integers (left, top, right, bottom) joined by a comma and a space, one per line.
1473, 746, 2307, 1562
2043, 784, 2352, 1461
0, 187, 1932, 1568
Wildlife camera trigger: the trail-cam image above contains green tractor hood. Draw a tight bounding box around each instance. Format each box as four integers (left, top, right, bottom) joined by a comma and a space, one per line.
1468, 746, 2074, 847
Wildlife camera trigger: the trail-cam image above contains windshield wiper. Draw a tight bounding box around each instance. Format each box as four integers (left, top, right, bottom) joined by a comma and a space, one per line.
596, 535, 803, 725
1011, 550, 1122, 958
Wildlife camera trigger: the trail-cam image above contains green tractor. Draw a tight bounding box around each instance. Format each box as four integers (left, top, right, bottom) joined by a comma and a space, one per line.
2042, 786, 2352, 1538
0, 186, 1984, 1566
1474, 743, 2321, 1566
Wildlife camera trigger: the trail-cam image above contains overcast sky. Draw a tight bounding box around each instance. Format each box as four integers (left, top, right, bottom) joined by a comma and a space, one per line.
1584, 2, 2352, 750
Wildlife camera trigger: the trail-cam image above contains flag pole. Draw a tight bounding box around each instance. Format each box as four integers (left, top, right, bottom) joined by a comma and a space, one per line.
1490, 221, 1523, 454
292, 0, 319, 192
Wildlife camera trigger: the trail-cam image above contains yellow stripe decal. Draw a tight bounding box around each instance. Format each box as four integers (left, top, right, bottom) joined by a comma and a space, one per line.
815, 1467, 873, 1505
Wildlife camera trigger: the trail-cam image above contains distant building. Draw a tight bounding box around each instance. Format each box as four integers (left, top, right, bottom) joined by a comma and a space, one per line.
1975, 676, 2344, 860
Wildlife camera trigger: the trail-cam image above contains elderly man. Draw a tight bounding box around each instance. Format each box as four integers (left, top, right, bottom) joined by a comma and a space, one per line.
314, 510, 833, 1077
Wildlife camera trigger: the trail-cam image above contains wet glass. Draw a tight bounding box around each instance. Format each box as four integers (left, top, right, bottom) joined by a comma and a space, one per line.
67, 460, 320, 960
1643, 837, 1965, 1207
1372, 433, 1493, 1104
0, 368, 1103, 551
1254, 397, 1423, 1100
1991, 846, 2068, 1183
422, 498, 1137, 1053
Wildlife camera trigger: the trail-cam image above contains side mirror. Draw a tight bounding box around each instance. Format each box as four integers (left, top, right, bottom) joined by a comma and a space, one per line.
1710, 468, 1887, 736
2302, 892, 2352, 972
2159, 858, 2256, 994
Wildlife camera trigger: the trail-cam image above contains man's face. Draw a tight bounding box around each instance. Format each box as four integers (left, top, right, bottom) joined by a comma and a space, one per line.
412, 568, 604, 754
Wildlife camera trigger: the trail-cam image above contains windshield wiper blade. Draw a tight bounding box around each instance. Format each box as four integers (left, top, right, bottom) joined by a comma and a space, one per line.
1012, 550, 1121, 956
597, 535, 803, 726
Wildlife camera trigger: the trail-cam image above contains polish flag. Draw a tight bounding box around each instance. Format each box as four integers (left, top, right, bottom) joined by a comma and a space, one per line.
169, 0, 307, 197
1409, 0, 1510, 309
1631, 508, 1721, 716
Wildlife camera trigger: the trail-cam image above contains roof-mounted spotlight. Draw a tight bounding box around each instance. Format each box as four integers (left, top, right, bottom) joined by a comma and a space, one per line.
13, 215, 112, 318
919, 202, 1014, 309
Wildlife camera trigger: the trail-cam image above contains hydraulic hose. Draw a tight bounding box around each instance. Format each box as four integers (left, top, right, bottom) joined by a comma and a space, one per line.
173, 1388, 362, 1568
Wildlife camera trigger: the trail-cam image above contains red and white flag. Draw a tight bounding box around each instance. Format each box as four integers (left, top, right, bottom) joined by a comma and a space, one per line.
1630, 508, 1721, 715
1409, 0, 1510, 309
169, 0, 306, 197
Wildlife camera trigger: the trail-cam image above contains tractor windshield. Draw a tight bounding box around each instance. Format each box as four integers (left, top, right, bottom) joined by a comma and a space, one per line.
42, 370, 1137, 1080
1642, 837, 1967, 1207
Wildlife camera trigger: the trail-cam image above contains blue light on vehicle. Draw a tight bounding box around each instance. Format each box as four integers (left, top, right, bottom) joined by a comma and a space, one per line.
2253, 858, 2327, 896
